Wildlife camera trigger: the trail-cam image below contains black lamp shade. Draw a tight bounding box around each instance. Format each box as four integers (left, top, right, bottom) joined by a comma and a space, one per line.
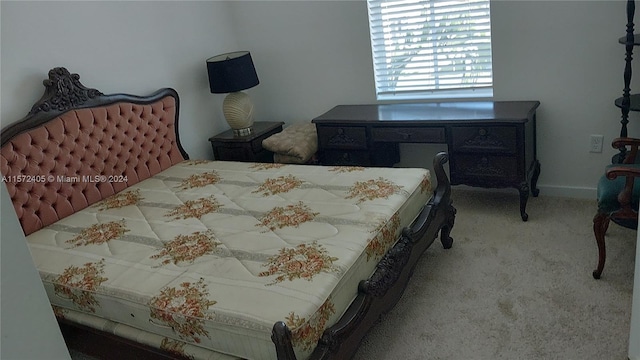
207, 51, 259, 94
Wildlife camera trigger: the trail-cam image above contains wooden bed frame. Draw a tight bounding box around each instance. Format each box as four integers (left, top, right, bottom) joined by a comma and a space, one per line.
0, 67, 456, 360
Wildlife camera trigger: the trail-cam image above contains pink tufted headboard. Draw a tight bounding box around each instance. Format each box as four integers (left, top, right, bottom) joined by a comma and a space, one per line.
1, 67, 188, 235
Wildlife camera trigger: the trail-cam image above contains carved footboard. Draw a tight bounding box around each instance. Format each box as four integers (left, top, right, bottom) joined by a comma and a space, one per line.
272, 152, 456, 360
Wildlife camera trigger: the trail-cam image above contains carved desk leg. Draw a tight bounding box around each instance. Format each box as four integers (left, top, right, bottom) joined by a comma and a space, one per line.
517, 159, 541, 221
530, 160, 541, 197
518, 182, 530, 222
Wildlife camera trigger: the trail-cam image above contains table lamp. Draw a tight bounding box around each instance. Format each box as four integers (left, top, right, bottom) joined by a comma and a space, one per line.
207, 51, 260, 136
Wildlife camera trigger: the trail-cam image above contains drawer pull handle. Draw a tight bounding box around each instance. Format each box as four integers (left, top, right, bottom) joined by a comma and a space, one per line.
402, 133, 411, 140
478, 128, 487, 136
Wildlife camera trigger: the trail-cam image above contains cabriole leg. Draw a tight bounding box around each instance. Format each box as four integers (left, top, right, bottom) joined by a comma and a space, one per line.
440, 203, 456, 249
518, 183, 530, 222
592, 212, 610, 279
531, 160, 541, 197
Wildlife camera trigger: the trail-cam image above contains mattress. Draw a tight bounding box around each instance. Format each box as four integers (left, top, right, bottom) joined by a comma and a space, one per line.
26, 160, 432, 360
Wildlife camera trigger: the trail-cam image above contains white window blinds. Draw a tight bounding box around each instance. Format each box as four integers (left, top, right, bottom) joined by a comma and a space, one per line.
367, 0, 493, 100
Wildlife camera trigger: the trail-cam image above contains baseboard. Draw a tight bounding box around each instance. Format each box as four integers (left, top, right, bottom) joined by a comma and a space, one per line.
453, 184, 597, 200
536, 185, 596, 200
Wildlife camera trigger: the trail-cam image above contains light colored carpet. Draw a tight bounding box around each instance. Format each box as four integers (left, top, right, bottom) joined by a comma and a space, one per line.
353, 188, 636, 360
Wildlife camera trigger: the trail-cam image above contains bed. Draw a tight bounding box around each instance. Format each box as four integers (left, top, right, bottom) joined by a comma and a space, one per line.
0, 67, 456, 360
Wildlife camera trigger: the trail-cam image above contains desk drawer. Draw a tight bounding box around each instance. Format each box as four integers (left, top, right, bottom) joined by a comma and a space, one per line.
451, 126, 517, 154
372, 127, 445, 143
320, 150, 372, 166
451, 154, 520, 184
317, 126, 368, 149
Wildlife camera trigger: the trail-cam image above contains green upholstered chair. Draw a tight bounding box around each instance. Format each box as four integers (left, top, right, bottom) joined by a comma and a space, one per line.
593, 137, 640, 279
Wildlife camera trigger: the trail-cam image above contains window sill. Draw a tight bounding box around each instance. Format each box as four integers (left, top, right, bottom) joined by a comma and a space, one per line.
377, 88, 494, 102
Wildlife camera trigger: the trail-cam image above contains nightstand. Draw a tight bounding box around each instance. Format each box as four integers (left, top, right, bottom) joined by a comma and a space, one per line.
208, 121, 284, 162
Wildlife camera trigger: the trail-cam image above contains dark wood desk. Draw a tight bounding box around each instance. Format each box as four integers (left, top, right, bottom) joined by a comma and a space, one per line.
312, 101, 541, 221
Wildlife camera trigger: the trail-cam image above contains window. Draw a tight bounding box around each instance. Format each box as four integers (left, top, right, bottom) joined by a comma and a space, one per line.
366, 0, 493, 100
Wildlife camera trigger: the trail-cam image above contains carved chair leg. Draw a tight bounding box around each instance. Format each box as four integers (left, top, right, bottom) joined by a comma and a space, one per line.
592, 212, 610, 279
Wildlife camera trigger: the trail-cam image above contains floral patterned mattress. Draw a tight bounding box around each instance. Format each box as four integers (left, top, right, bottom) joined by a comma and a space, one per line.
26, 160, 432, 360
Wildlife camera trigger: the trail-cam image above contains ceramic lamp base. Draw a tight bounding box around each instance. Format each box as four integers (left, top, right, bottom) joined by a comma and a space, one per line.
223, 91, 255, 134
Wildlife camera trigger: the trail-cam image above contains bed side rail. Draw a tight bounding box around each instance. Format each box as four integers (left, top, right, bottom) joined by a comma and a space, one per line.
271, 152, 456, 360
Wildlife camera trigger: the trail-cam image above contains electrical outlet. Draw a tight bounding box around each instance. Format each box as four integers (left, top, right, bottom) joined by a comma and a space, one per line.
590, 134, 604, 153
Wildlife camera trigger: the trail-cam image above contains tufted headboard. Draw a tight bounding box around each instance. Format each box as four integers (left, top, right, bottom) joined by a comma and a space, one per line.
1, 67, 188, 235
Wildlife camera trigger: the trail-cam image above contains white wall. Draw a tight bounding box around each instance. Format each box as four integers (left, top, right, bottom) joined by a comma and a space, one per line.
1, 1, 240, 161
0, 1, 631, 196
231, 0, 628, 199
228, 1, 377, 123
492, 1, 628, 198
1, 182, 71, 359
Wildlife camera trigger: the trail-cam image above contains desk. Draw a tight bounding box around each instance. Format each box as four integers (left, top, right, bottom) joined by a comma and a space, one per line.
312, 101, 541, 221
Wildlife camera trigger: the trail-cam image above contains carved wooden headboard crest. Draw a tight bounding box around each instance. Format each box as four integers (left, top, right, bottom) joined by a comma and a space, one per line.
29, 67, 104, 115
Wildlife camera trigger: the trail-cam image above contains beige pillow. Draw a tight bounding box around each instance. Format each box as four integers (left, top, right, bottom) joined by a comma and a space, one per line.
262, 123, 317, 163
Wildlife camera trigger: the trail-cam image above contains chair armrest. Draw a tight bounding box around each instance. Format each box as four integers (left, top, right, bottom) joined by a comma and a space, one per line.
606, 164, 640, 209
606, 165, 640, 180
612, 137, 640, 148
612, 137, 640, 163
